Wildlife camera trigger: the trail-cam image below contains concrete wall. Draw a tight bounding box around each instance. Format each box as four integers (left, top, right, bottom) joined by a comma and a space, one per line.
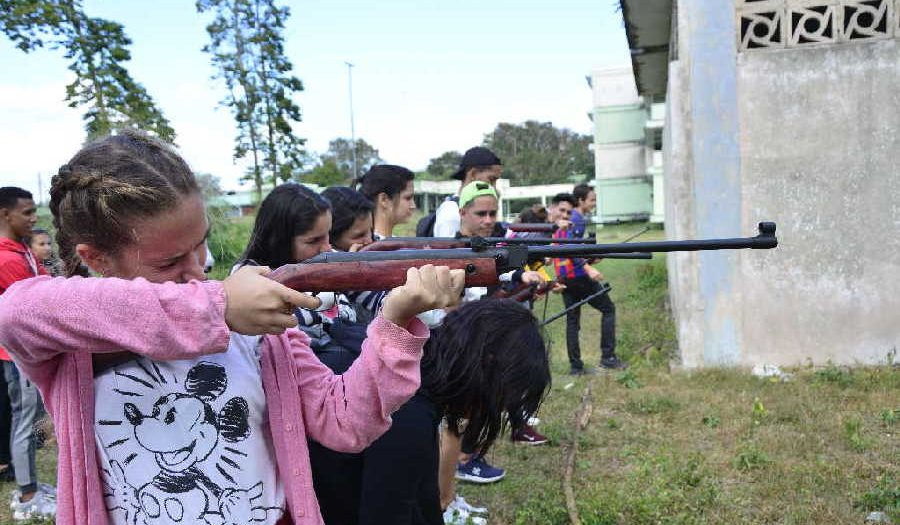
737, 38, 900, 366
664, 0, 900, 367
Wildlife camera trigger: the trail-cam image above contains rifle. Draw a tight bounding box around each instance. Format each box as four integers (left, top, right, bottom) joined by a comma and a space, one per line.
539, 283, 612, 327
360, 236, 649, 261
506, 223, 558, 233
268, 222, 777, 292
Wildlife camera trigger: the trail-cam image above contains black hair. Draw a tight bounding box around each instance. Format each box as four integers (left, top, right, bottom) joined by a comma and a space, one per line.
517, 208, 545, 223
242, 183, 331, 268
573, 183, 594, 204
551, 192, 576, 207
0, 187, 33, 210
356, 164, 414, 202
322, 186, 373, 242
25, 227, 51, 244
422, 299, 551, 453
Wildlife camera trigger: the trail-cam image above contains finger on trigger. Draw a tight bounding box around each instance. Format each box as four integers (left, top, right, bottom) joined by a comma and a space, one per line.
281, 286, 320, 310
449, 268, 466, 292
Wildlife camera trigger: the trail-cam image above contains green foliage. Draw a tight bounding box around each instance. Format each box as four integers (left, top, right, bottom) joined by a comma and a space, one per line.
701, 415, 720, 428
302, 159, 347, 187
206, 209, 253, 280
881, 408, 898, 426
1, 0, 175, 141
751, 398, 768, 428
843, 417, 868, 452
814, 362, 855, 387
319, 137, 382, 181
616, 369, 642, 389
854, 474, 900, 520
626, 395, 680, 415
482, 120, 594, 184
425, 150, 462, 180
733, 442, 770, 471
198, 0, 306, 197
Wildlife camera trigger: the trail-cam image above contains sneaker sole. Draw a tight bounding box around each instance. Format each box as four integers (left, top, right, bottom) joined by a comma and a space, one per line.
512, 438, 549, 446
455, 472, 505, 484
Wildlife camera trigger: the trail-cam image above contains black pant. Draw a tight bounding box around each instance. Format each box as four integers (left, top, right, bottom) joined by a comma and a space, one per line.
309, 393, 442, 525
561, 276, 616, 369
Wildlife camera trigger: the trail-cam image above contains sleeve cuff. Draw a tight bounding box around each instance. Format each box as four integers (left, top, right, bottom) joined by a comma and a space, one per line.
367, 314, 430, 356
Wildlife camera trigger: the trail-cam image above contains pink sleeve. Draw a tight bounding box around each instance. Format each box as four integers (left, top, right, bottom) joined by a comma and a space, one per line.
0, 275, 230, 380
284, 315, 428, 453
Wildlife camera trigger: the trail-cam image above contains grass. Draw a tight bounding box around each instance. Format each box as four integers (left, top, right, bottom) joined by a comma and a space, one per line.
4, 220, 898, 524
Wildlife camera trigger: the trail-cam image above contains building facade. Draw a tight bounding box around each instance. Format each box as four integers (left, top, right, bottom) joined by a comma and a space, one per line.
620, 0, 900, 367
589, 67, 665, 223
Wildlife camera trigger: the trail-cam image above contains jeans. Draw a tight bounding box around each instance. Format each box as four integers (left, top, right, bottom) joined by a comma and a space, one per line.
4, 361, 39, 494
561, 276, 616, 370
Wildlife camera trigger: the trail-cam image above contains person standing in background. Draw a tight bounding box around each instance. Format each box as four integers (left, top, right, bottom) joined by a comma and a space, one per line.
0, 187, 55, 521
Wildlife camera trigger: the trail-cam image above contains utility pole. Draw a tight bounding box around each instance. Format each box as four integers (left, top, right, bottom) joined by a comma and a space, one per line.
36, 173, 43, 206
344, 61, 358, 181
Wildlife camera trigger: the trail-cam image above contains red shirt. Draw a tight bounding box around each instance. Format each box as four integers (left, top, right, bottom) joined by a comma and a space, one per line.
0, 237, 47, 360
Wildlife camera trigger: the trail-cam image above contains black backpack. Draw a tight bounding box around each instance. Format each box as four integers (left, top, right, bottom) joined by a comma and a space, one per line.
416, 196, 458, 237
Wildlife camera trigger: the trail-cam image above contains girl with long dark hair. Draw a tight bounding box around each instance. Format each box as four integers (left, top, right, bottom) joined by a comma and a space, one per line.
310, 299, 551, 525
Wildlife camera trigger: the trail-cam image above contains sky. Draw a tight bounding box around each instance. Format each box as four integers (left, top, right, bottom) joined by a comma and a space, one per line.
0, 0, 631, 197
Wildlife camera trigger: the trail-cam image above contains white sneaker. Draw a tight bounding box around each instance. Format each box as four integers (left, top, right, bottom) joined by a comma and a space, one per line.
443, 504, 487, 525
453, 495, 487, 515
9, 484, 56, 509
11, 489, 56, 521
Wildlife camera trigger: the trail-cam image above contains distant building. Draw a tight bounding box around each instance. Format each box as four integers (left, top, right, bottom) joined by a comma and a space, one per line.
588, 67, 665, 224
620, 0, 900, 367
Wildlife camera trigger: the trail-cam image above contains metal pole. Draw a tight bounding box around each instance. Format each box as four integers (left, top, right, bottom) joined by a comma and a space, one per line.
345, 61, 357, 180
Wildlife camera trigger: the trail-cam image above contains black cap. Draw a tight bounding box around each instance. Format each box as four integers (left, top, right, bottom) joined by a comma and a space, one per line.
451, 147, 502, 180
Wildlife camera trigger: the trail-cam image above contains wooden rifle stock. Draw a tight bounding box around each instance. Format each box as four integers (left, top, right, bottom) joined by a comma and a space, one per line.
268, 249, 500, 292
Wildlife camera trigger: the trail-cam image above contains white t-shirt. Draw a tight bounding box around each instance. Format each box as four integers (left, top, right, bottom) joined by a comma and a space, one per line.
94, 334, 286, 525
433, 198, 460, 238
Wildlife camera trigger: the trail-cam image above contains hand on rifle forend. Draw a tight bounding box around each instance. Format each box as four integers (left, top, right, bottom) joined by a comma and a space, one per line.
585, 265, 605, 283
381, 265, 466, 327
222, 265, 322, 335
521, 271, 544, 285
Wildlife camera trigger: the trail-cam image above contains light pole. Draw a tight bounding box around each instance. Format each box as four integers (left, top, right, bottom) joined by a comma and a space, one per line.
345, 61, 358, 181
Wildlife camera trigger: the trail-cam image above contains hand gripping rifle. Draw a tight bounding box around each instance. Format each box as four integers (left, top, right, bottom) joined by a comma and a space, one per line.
268, 222, 777, 292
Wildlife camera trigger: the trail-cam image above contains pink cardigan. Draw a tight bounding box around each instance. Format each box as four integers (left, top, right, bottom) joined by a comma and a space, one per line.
0, 276, 428, 525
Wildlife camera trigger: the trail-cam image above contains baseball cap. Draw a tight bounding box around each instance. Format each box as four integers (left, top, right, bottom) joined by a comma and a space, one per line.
451, 147, 502, 180
459, 181, 498, 208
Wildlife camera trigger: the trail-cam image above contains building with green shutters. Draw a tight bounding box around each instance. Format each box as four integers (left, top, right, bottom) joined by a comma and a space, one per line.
588, 67, 664, 224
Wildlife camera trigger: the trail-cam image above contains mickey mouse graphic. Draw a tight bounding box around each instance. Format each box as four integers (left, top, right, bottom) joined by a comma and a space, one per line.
101, 361, 280, 525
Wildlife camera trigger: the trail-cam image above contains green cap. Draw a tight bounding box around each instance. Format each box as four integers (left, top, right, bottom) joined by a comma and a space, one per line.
459, 181, 498, 208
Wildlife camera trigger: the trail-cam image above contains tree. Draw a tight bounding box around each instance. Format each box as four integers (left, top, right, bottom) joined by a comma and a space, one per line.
0, 0, 176, 141
302, 159, 346, 187
483, 121, 594, 185
426, 150, 462, 180
195, 172, 223, 201
197, 0, 305, 199
320, 138, 382, 181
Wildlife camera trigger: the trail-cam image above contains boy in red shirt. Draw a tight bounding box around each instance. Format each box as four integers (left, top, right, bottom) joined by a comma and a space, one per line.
0, 187, 54, 521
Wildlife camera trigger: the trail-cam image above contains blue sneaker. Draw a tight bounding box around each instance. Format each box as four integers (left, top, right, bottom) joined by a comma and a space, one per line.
455, 456, 505, 484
